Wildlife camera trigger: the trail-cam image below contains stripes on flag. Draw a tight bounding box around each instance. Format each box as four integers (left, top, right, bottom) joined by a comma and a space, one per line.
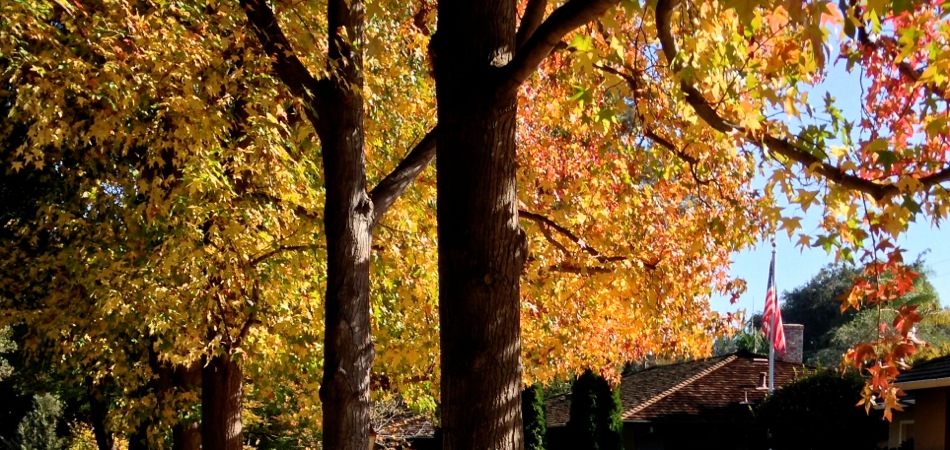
762, 252, 786, 355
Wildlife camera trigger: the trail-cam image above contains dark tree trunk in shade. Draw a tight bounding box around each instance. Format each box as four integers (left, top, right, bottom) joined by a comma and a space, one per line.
202, 353, 243, 450
173, 361, 202, 450
128, 427, 148, 450
432, 0, 526, 447
87, 381, 115, 450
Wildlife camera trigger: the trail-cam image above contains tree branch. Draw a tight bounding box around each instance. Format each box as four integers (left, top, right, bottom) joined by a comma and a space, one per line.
240, 0, 328, 109
653, 0, 950, 201
249, 244, 317, 267
499, 0, 618, 96
538, 221, 571, 255
368, 126, 438, 227
516, 0, 549, 50
595, 63, 715, 186
519, 209, 657, 269
244, 191, 320, 221
548, 263, 615, 274
235, 312, 261, 349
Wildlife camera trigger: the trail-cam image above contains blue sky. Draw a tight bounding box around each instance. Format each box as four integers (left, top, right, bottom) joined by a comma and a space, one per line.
711, 35, 950, 316
711, 219, 950, 316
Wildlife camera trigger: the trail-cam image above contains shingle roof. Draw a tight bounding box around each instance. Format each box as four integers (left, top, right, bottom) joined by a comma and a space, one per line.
896, 353, 950, 384
547, 351, 807, 427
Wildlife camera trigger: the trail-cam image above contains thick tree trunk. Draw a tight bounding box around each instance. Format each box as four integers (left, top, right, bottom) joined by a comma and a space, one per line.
433, 0, 525, 448
202, 353, 243, 450
316, 1, 374, 449
173, 361, 202, 450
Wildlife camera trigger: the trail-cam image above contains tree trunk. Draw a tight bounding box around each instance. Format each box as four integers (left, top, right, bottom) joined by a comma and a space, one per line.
173, 361, 202, 450
202, 353, 243, 450
316, 1, 374, 449
128, 427, 148, 450
87, 381, 115, 450
433, 0, 525, 447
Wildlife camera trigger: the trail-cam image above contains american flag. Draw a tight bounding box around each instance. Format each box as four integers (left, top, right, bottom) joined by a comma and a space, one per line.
762, 252, 786, 355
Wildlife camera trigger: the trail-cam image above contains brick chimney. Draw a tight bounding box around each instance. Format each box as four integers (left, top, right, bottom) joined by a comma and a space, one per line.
781, 323, 804, 364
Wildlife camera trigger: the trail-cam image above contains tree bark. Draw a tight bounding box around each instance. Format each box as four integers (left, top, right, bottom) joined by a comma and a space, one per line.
316, 1, 375, 449
87, 380, 116, 450
433, 0, 526, 447
202, 353, 243, 450
240, 0, 440, 447
173, 361, 202, 450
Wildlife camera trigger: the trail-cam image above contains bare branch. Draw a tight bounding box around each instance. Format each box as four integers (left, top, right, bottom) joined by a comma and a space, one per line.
369, 126, 438, 227
499, 0, 618, 96
516, 0, 549, 50
653, 0, 950, 201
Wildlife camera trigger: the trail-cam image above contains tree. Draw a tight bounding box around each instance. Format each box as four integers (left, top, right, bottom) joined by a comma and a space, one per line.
522, 383, 547, 450
239, 2, 437, 448
8, 393, 69, 450
2, 2, 435, 450
781, 264, 864, 358
777, 259, 946, 367
782, 259, 941, 364
713, 325, 771, 356
1, 8, 316, 443
4, 0, 950, 447
513, 0, 950, 428
566, 370, 622, 450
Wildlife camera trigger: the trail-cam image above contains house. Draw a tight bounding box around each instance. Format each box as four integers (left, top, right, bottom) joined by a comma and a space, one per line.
546, 324, 807, 450
889, 353, 950, 450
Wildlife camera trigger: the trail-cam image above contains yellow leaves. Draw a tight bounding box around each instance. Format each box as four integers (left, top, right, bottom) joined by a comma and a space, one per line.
779, 216, 802, 237
793, 188, 819, 212
738, 99, 762, 131
875, 204, 912, 238
896, 176, 923, 194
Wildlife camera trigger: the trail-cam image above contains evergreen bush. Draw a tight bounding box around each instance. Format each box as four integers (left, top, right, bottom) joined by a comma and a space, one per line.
566, 370, 623, 450
522, 383, 547, 450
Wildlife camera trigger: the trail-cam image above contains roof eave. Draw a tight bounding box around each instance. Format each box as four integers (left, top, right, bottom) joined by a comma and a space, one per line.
897, 377, 950, 391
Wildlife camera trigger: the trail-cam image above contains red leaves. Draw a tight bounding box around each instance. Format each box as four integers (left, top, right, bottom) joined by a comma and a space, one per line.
840, 249, 925, 420
843, 250, 919, 310
845, 0, 950, 181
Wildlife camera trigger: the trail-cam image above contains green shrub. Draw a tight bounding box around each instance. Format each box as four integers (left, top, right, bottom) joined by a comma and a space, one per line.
755, 369, 885, 450
5, 393, 69, 450
522, 383, 547, 450
566, 370, 623, 450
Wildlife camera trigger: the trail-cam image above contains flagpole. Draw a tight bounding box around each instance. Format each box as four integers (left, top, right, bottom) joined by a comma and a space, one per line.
768, 239, 776, 394
768, 340, 775, 394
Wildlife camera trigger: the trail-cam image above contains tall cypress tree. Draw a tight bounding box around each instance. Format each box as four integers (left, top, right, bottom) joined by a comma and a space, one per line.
522, 383, 547, 450
567, 370, 623, 450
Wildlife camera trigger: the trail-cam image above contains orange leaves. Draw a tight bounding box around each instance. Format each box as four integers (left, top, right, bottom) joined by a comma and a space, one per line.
848, 349, 910, 421
515, 15, 768, 383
